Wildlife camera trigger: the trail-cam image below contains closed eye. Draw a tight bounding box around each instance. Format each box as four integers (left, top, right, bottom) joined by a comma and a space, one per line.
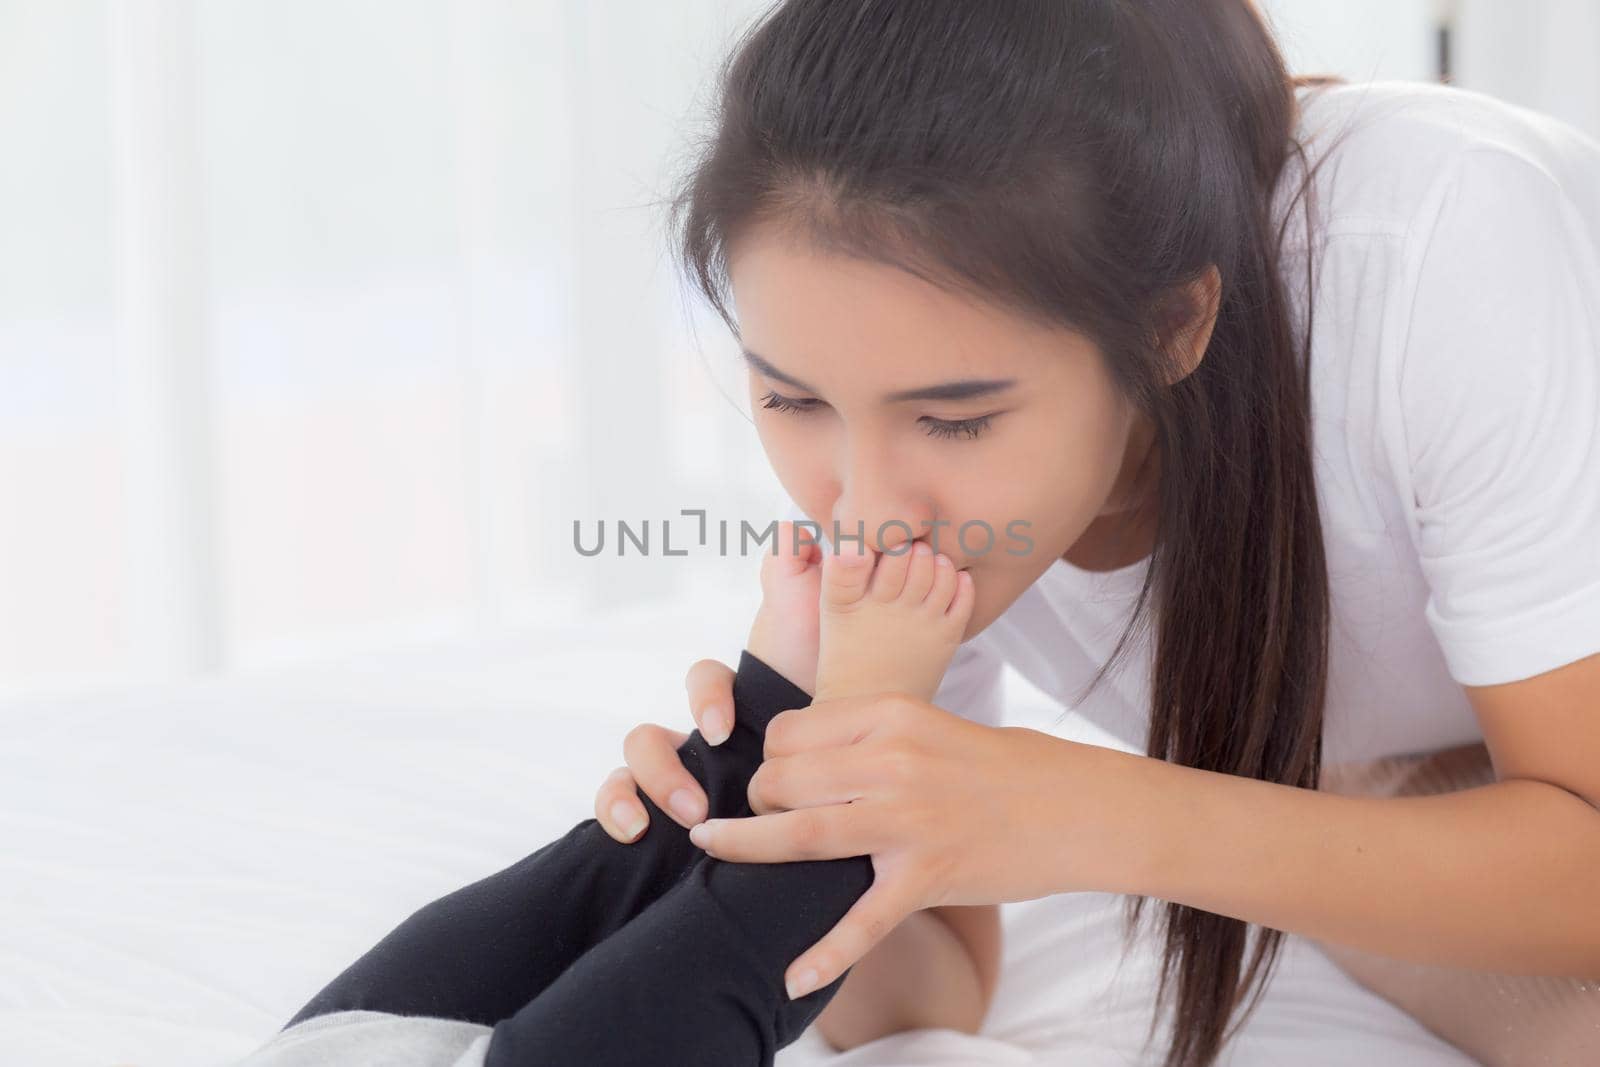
758, 390, 998, 441
758, 390, 821, 416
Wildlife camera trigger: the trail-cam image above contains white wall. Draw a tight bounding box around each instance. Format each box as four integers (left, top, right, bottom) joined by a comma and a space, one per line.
1259, 0, 1600, 142
0, 0, 780, 698
1454, 0, 1600, 139
1258, 0, 1440, 83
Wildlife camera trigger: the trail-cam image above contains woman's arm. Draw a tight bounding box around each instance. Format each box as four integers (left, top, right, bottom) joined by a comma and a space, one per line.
690, 658, 1600, 995
1099, 753, 1600, 974
1080, 656, 1600, 975
813, 904, 999, 1051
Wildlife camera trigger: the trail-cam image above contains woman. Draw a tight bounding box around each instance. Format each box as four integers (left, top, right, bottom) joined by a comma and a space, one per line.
246, 0, 1600, 1064
596, 0, 1600, 1064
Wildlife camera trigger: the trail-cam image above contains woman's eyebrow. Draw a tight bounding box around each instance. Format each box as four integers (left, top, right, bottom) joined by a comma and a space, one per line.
742, 348, 1018, 403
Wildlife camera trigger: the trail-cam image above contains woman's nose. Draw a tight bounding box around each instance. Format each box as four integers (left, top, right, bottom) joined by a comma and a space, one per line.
828, 436, 933, 552
831, 484, 930, 554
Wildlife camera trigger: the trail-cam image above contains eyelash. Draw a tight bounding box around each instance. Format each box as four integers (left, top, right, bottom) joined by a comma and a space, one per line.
758, 390, 996, 441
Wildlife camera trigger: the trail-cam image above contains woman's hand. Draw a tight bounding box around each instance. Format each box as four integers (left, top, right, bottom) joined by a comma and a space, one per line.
686, 692, 1113, 1000
592, 657, 740, 842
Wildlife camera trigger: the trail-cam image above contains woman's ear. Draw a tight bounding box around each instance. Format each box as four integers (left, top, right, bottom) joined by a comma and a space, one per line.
1154, 264, 1222, 386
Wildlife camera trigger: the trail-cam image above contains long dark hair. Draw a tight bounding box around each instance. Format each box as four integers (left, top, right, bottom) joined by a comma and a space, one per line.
668, 3, 1349, 1064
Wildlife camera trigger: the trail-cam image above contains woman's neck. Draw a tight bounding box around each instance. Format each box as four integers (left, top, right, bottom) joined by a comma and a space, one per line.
1061, 413, 1160, 572
1061, 501, 1158, 572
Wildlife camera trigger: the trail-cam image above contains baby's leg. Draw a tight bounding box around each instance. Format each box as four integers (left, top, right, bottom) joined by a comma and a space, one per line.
484, 847, 873, 1067
484, 541, 976, 1066
281, 649, 812, 1031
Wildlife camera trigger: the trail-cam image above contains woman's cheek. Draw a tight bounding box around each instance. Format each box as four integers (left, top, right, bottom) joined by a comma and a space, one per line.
753, 418, 821, 496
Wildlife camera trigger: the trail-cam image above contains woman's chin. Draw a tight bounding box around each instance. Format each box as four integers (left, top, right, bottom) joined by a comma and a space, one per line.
961, 574, 1008, 641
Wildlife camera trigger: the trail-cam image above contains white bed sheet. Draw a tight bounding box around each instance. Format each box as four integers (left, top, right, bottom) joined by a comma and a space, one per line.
0, 591, 1479, 1066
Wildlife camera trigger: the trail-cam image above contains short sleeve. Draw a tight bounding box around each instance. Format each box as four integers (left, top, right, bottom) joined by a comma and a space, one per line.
1397, 147, 1600, 686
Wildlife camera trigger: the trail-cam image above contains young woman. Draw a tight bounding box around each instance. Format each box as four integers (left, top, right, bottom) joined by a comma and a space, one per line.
593, 0, 1600, 1065
242, 1, 1600, 1065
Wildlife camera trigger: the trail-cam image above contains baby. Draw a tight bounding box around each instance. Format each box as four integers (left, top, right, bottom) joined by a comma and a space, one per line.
256, 521, 974, 1067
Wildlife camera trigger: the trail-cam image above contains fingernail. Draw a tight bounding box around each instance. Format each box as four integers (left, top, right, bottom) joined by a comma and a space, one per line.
669, 788, 705, 825
689, 821, 714, 849
786, 968, 819, 1000
701, 707, 730, 746
610, 801, 646, 841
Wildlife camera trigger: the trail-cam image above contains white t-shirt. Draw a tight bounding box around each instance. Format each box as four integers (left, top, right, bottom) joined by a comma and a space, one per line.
792, 80, 1600, 766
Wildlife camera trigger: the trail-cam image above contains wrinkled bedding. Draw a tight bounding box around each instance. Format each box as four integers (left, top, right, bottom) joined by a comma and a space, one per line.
0, 593, 1478, 1066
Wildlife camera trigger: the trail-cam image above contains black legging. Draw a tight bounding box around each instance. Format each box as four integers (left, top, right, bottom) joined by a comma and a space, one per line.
282, 650, 875, 1066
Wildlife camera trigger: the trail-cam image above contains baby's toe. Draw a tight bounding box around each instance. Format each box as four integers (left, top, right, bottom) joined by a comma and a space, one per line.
946, 567, 976, 626
821, 540, 876, 609
926, 551, 959, 611
866, 539, 914, 601
899, 541, 936, 603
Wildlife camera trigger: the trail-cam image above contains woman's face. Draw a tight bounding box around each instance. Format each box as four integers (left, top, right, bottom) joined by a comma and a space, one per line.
728, 221, 1159, 639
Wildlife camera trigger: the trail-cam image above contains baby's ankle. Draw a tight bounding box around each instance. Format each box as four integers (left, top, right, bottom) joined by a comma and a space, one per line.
746, 603, 818, 697
744, 523, 824, 696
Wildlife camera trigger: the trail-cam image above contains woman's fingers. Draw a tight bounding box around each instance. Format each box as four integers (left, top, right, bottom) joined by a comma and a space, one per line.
783, 878, 923, 1001
620, 720, 708, 830
746, 747, 875, 816
593, 766, 651, 843
689, 803, 867, 863
685, 657, 736, 746
591, 657, 734, 845
592, 722, 694, 843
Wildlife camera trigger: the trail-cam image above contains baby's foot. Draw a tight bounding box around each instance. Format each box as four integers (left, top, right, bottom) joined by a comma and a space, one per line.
745, 520, 824, 696
813, 540, 975, 704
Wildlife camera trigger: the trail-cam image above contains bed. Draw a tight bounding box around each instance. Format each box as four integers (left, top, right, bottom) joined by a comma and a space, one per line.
0, 590, 1480, 1066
